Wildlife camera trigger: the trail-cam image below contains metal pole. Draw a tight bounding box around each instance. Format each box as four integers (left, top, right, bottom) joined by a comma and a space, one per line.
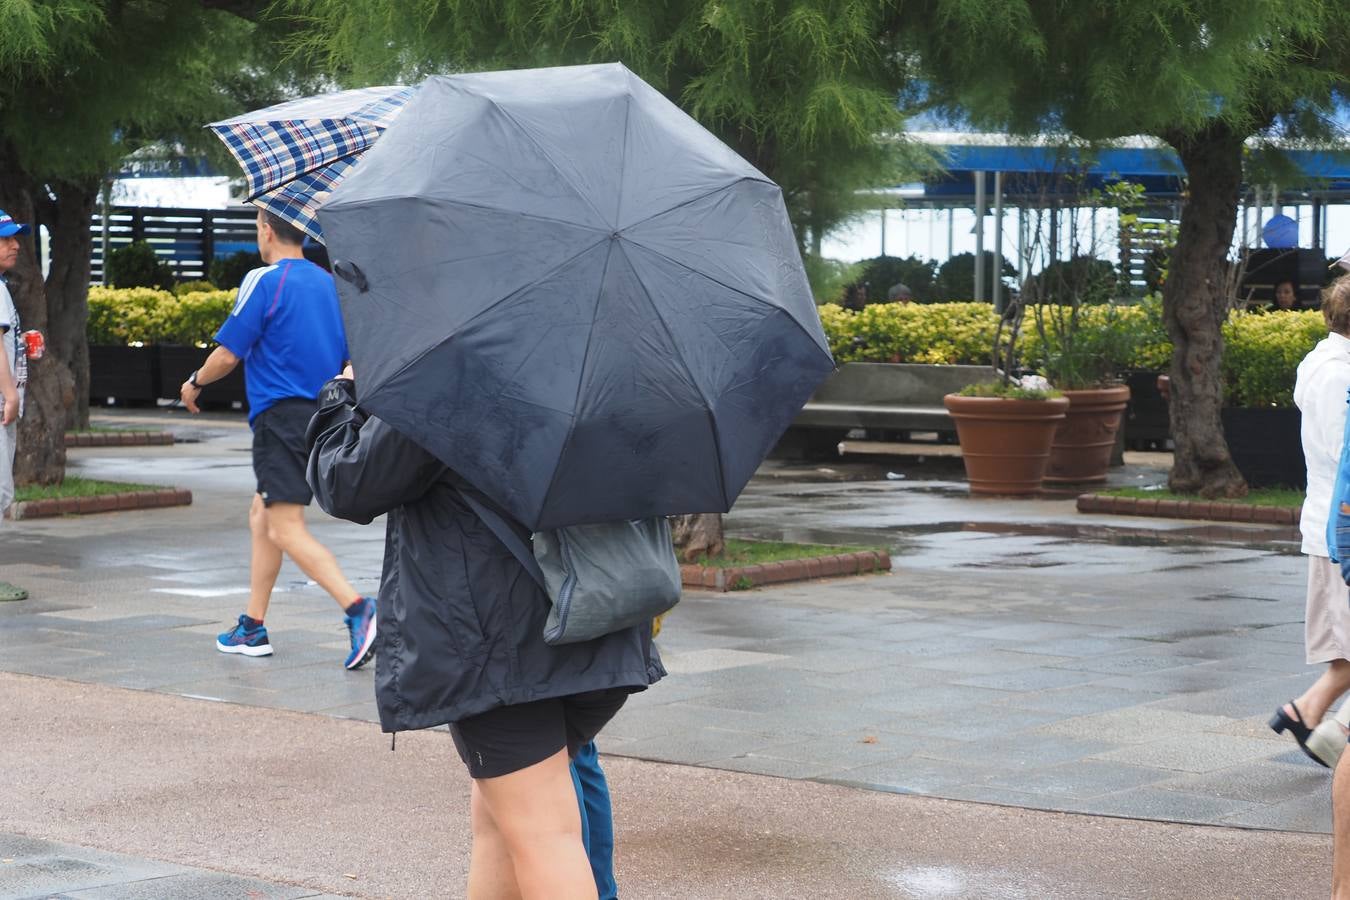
947, 207, 954, 259
100, 180, 112, 284
880, 208, 887, 257
974, 170, 986, 302
1017, 205, 1027, 283
993, 172, 1005, 313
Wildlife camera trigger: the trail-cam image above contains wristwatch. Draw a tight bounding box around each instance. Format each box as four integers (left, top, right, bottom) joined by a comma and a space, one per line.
189, 370, 202, 389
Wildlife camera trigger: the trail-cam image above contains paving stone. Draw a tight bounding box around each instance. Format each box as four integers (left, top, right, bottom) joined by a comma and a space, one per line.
1088, 734, 1288, 773
981, 760, 1172, 799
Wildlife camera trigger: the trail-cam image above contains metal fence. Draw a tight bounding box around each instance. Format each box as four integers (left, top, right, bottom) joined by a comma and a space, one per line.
89, 206, 259, 284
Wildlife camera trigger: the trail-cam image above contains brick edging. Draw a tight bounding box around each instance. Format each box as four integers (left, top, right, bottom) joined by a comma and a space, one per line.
11, 488, 192, 520
65, 431, 175, 447
681, 550, 892, 593
1076, 493, 1300, 525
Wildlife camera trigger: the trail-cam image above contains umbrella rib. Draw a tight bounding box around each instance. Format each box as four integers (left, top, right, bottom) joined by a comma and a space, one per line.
536, 241, 617, 520
614, 242, 732, 513
482, 96, 613, 229
619, 176, 770, 233
619, 238, 832, 357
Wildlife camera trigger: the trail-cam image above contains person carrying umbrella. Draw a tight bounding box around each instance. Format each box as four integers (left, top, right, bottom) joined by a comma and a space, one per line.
179, 209, 377, 670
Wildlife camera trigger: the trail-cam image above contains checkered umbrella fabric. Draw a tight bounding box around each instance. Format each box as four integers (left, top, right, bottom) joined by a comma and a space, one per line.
208, 85, 415, 242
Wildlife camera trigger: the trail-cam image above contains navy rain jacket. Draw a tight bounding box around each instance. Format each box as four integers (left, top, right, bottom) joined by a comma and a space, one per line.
305, 378, 665, 733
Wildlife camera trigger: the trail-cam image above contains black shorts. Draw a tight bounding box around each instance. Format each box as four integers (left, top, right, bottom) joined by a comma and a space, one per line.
449, 688, 630, 779
252, 398, 318, 507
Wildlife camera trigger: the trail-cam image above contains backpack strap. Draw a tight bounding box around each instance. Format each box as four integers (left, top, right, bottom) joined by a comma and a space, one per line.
456, 488, 548, 591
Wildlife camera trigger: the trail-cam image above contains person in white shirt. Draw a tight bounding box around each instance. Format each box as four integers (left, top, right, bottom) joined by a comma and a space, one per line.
0, 208, 30, 524
1272, 277, 1350, 767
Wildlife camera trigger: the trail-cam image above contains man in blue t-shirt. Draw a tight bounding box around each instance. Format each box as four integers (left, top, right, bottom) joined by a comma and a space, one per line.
179, 209, 376, 670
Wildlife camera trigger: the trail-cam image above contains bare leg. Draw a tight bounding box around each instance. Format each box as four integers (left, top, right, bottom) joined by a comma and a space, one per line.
469, 782, 522, 900
473, 749, 597, 900
262, 502, 360, 610
246, 493, 282, 622
1335, 749, 1350, 900
1289, 659, 1350, 725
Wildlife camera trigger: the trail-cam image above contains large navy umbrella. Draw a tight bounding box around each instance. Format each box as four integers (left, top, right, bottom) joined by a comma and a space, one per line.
318, 63, 834, 530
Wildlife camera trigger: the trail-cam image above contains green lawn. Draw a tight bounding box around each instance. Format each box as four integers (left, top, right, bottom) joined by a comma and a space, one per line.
15, 477, 160, 502
1099, 485, 1304, 508
691, 538, 877, 568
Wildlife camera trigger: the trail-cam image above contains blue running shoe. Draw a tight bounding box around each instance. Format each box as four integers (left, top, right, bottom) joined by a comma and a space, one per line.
216, 614, 273, 657
344, 597, 377, 670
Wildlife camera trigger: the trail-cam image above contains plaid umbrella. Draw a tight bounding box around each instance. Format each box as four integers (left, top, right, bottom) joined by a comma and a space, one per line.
207, 85, 416, 242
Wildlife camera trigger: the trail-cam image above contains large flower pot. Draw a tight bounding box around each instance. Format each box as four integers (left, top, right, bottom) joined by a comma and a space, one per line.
943, 393, 1071, 495
1221, 406, 1304, 489
88, 344, 158, 405
1045, 384, 1132, 484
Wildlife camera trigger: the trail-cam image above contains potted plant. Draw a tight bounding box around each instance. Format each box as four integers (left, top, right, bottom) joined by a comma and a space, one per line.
1219, 309, 1322, 489
86, 287, 164, 405
942, 303, 1070, 495
1029, 299, 1139, 483
154, 288, 248, 408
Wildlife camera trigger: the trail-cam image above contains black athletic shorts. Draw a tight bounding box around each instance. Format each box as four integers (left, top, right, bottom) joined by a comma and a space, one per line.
449, 688, 630, 779
252, 398, 318, 507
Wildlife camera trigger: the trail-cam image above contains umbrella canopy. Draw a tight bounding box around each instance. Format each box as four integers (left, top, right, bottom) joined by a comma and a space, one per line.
318, 63, 835, 530
208, 85, 415, 241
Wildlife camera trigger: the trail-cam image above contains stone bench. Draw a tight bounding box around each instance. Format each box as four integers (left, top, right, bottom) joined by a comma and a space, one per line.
773, 362, 998, 460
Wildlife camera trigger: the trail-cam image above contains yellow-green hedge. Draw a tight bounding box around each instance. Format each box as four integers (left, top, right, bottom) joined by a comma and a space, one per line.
820, 299, 1325, 407
88, 287, 235, 347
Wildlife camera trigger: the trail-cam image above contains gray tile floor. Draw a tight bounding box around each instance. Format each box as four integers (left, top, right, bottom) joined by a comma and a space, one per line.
0, 410, 1333, 837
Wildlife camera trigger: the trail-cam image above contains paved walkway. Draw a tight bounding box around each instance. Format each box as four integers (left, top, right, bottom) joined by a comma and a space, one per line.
0, 407, 1334, 897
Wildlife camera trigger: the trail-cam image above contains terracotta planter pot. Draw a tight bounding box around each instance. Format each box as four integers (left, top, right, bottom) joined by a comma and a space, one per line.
1045, 384, 1132, 484
943, 393, 1071, 495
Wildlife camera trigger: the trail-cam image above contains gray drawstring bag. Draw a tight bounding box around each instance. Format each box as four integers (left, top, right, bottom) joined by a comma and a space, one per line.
460, 491, 681, 645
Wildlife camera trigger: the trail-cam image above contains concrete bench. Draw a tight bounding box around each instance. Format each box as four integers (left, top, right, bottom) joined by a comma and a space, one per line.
773, 362, 998, 460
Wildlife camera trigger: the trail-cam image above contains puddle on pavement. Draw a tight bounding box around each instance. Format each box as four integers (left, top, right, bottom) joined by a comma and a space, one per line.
884, 864, 1041, 899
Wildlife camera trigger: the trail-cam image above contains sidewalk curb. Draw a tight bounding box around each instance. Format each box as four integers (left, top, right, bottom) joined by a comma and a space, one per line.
65, 431, 175, 448
1077, 492, 1301, 525
680, 550, 891, 592
12, 488, 192, 520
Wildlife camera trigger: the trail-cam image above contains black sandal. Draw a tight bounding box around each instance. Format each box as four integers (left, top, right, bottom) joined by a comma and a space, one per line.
1269, 701, 1330, 767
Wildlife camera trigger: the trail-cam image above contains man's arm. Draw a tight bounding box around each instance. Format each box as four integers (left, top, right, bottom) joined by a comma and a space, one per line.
0, 341, 16, 426
179, 344, 241, 414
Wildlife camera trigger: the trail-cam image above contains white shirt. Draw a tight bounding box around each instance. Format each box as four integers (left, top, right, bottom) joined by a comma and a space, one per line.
0, 278, 23, 417
1295, 331, 1350, 555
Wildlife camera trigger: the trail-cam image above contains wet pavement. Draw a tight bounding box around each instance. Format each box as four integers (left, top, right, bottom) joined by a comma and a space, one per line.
0, 407, 1335, 897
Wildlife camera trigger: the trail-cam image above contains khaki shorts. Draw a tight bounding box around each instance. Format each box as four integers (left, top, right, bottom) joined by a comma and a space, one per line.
1306, 555, 1350, 664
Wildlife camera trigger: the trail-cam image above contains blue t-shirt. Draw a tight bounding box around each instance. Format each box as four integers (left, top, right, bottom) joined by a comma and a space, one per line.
215, 258, 350, 425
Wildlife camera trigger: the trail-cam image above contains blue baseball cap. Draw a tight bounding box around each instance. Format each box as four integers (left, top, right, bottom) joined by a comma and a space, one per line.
0, 210, 31, 238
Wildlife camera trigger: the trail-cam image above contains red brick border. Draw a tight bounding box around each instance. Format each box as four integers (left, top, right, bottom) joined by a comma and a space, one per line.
1076, 493, 1300, 526
65, 431, 175, 448
680, 549, 891, 593
11, 488, 191, 520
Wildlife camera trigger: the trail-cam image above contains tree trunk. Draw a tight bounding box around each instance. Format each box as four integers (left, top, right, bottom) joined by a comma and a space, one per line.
44, 180, 98, 431
1161, 125, 1247, 498
671, 513, 725, 562
0, 172, 73, 486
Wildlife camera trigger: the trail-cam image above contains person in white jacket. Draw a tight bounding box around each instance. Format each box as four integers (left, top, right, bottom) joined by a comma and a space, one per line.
1272, 277, 1350, 767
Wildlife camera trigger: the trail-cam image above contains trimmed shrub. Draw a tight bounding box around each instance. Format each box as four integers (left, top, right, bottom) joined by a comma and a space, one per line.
105, 240, 175, 290
209, 250, 263, 290
173, 279, 218, 296
846, 255, 939, 304
1221, 309, 1324, 408
87, 287, 235, 347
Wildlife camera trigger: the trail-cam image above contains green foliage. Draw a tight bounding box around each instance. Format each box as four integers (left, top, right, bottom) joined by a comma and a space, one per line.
804, 256, 863, 304
104, 241, 174, 290
956, 382, 1062, 401
286, 0, 932, 260
87, 287, 235, 347
1031, 256, 1118, 307
819, 301, 1000, 365
1221, 309, 1325, 408
847, 255, 938, 304
209, 252, 264, 291
172, 280, 218, 296
1025, 301, 1144, 389
934, 253, 1016, 303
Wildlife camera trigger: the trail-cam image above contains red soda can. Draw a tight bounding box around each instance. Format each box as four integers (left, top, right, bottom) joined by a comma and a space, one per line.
22, 330, 44, 359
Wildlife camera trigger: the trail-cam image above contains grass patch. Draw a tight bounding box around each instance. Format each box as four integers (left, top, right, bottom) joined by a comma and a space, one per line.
691, 538, 877, 568
1099, 485, 1303, 508
15, 476, 160, 502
